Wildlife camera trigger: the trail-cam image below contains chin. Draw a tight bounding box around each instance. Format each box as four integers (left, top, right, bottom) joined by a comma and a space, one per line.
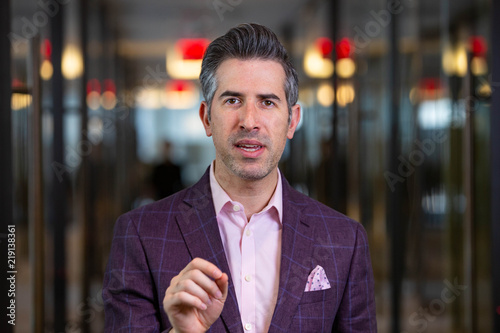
234, 165, 274, 181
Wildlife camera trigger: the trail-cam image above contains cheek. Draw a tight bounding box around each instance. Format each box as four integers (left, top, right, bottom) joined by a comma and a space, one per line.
210, 124, 230, 144
273, 128, 289, 150
275, 119, 291, 137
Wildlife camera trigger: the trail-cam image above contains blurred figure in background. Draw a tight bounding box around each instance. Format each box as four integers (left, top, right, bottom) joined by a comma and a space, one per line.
150, 141, 184, 200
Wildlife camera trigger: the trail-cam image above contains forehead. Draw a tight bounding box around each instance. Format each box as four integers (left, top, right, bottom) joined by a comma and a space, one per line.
214, 58, 286, 95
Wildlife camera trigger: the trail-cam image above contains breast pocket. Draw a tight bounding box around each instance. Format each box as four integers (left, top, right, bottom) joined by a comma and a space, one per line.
290, 288, 337, 332
299, 287, 335, 304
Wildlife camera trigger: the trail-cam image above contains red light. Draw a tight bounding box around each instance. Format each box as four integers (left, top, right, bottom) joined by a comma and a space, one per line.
174, 81, 186, 92
176, 39, 210, 60
41, 39, 52, 59
469, 36, 487, 56
419, 78, 442, 91
166, 80, 192, 93
336, 38, 352, 59
496, 306, 500, 316
104, 79, 116, 94
12, 78, 24, 88
316, 37, 334, 58
86, 79, 101, 95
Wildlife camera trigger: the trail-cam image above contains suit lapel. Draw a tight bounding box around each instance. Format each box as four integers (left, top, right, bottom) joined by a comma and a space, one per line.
176, 170, 243, 333
269, 178, 314, 333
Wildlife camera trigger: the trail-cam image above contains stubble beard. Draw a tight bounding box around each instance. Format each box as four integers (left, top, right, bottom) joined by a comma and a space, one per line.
218, 133, 282, 181
222, 154, 275, 181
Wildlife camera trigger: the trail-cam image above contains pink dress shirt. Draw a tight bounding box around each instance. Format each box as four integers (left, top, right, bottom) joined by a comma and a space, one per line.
209, 162, 282, 333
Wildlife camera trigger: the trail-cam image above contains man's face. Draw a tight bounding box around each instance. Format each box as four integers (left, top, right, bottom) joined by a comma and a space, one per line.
200, 58, 300, 182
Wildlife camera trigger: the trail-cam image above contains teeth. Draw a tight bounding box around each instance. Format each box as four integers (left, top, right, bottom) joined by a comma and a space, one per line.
238, 144, 261, 152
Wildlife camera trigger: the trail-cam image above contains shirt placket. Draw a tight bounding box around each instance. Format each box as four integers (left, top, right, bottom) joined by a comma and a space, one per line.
240, 214, 256, 332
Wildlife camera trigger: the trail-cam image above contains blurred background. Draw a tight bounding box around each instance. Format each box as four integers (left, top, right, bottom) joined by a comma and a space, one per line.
2, 0, 500, 332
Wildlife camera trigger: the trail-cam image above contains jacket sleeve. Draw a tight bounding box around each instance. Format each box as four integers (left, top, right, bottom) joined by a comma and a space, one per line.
333, 223, 377, 332
102, 214, 169, 332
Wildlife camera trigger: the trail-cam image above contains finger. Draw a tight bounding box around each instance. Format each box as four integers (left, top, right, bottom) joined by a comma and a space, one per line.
164, 290, 208, 311
174, 278, 213, 306
176, 258, 224, 299
214, 272, 229, 301
181, 269, 223, 300
180, 257, 223, 280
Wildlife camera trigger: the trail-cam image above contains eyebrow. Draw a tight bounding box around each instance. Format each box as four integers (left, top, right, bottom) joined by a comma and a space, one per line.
218, 90, 282, 102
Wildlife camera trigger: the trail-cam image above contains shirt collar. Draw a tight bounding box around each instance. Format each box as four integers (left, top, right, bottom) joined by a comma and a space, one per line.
209, 161, 283, 223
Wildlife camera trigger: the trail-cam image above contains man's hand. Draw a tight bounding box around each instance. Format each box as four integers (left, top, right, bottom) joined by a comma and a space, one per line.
163, 258, 229, 333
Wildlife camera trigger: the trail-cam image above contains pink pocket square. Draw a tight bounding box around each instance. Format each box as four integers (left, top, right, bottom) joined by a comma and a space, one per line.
304, 265, 331, 292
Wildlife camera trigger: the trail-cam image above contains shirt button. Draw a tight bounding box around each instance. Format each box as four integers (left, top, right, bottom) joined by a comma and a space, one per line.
245, 229, 252, 236
233, 205, 240, 212
244, 323, 252, 331
245, 274, 252, 282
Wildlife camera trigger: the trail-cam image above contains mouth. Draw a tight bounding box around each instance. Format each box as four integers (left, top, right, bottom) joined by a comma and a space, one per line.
234, 140, 265, 156
236, 144, 263, 152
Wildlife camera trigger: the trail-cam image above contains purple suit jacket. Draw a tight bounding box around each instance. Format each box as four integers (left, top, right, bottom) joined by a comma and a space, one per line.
103, 168, 377, 332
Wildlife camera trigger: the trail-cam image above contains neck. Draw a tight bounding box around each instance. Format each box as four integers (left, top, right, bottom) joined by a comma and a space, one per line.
213, 162, 278, 220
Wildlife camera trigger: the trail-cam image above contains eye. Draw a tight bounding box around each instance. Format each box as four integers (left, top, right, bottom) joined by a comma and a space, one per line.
262, 100, 275, 107
224, 98, 240, 105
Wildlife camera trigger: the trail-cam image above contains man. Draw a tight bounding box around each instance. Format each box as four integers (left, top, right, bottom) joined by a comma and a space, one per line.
103, 23, 377, 332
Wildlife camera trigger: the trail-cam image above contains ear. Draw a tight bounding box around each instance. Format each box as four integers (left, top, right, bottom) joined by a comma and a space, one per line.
287, 104, 301, 139
199, 101, 212, 137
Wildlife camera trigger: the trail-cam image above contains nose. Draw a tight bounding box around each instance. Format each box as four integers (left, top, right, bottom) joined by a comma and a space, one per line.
239, 103, 260, 131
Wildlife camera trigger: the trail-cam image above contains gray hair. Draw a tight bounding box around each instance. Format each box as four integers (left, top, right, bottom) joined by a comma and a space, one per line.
199, 23, 299, 122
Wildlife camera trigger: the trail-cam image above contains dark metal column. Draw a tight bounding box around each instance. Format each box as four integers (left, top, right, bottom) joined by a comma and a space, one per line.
463, 52, 476, 333
0, 1, 13, 332
386, 1, 404, 332
491, 0, 500, 330
29, 36, 45, 333
79, 1, 92, 331
51, 5, 67, 332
